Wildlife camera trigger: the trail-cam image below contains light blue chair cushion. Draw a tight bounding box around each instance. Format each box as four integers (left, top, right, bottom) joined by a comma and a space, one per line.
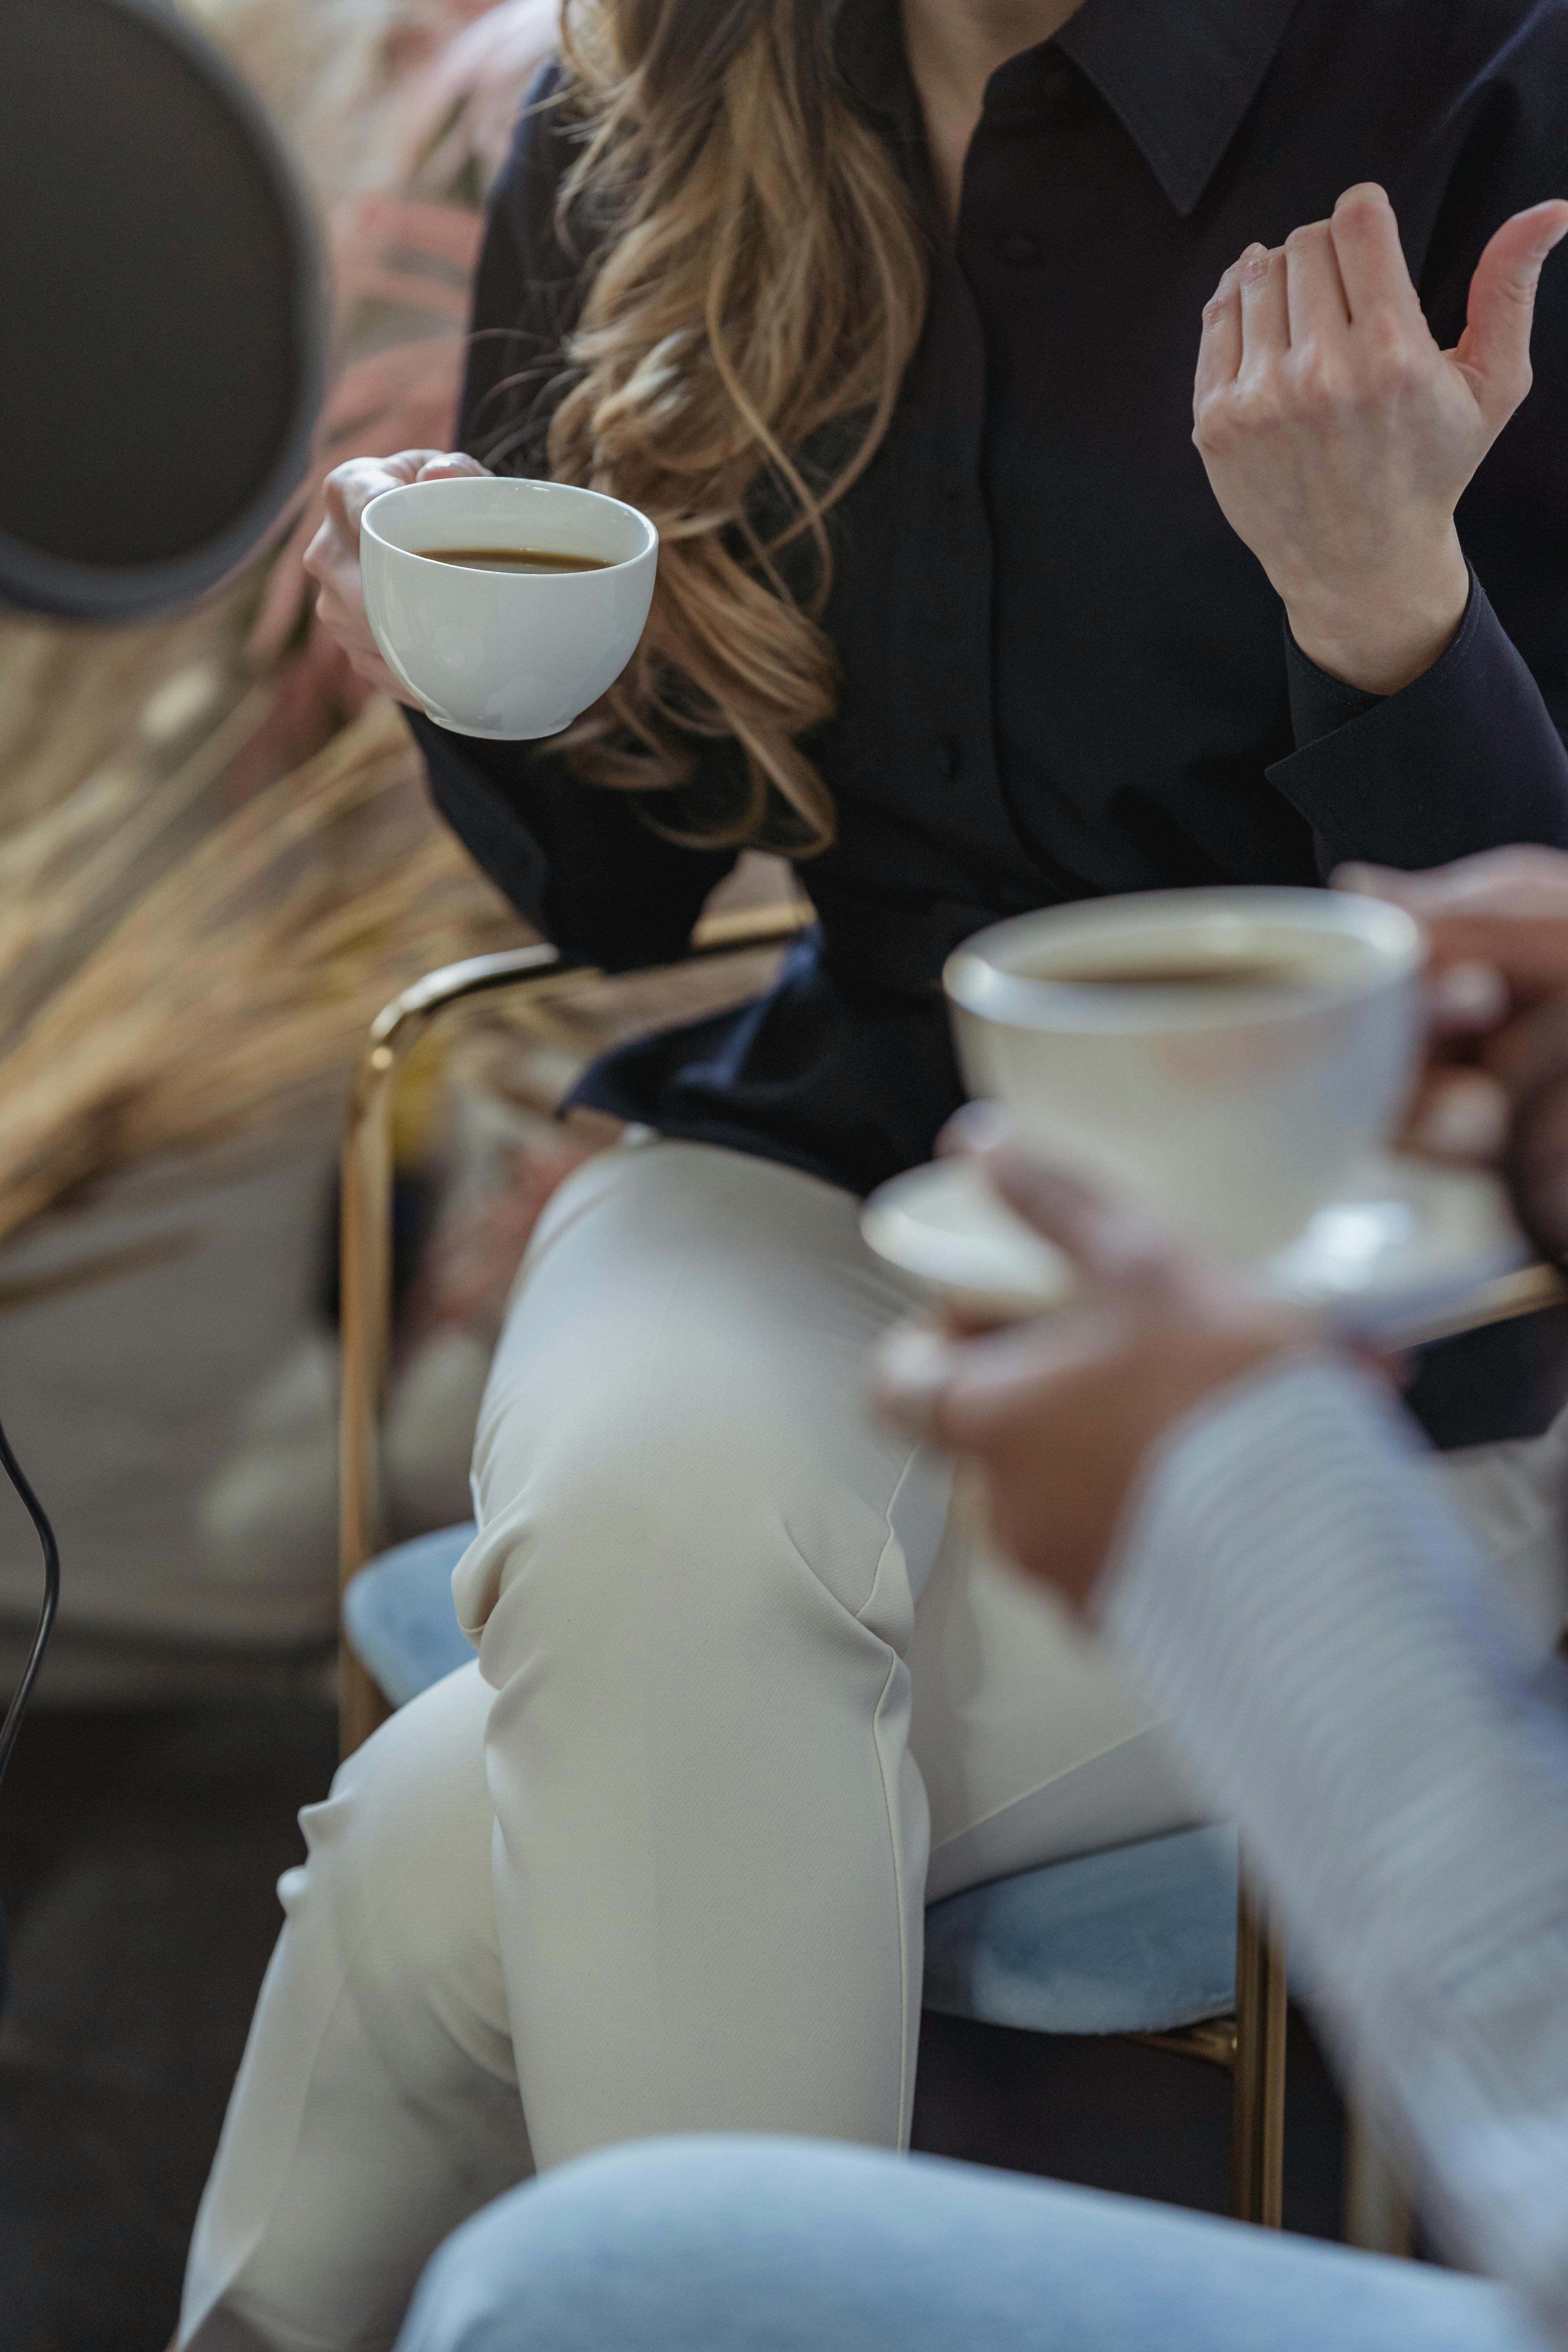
343, 1522, 479, 1708
345, 1527, 1239, 2036
922, 1825, 1239, 2035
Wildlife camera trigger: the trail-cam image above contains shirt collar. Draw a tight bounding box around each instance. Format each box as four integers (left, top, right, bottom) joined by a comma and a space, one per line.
836, 0, 1301, 219
1055, 0, 1301, 216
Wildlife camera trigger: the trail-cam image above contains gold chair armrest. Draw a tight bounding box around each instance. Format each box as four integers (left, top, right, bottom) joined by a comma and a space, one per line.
1383, 1259, 1567, 1350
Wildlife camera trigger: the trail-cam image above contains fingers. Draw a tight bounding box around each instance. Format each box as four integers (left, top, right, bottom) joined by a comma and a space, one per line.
967, 1138, 1184, 1293
1481, 985, 1568, 1105
1505, 1072, 1568, 1267
1238, 241, 1290, 370
304, 445, 481, 700
1404, 1066, 1512, 1161
315, 448, 486, 551
1454, 200, 1568, 434
938, 1107, 1194, 1290
310, 561, 410, 702
873, 1310, 1080, 1450
1335, 847, 1568, 917
417, 453, 488, 481
1424, 959, 1510, 1036
321, 449, 451, 536
1334, 851, 1568, 984
1284, 218, 1350, 347
1424, 915, 1568, 999
1195, 262, 1244, 413
1327, 183, 1423, 325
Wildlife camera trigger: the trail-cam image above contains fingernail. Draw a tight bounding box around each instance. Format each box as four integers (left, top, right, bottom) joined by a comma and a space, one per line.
873, 1327, 955, 1430
1428, 960, 1508, 1026
1410, 1071, 1510, 1160
940, 1101, 1011, 1159
1333, 862, 1411, 900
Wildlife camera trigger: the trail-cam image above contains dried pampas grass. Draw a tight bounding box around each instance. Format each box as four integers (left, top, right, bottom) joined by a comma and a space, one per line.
185, 0, 556, 210
0, 2, 559, 1247
0, 699, 520, 1248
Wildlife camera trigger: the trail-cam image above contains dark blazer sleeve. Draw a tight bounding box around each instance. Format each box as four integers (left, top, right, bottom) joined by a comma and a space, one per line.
408, 64, 737, 971
1264, 27, 1568, 871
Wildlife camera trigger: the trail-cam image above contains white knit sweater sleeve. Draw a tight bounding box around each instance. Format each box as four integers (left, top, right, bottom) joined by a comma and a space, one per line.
1099, 1354, 1568, 2344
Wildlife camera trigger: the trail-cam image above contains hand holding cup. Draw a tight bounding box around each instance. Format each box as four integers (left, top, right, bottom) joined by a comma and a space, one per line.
307, 449, 489, 704
875, 1118, 1316, 1613
1339, 847, 1568, 1267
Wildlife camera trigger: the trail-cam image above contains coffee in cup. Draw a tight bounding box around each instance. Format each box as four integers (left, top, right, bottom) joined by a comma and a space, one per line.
944, 887, 1425, 1261
417, 546, 613, 574
360, 476, 658, 740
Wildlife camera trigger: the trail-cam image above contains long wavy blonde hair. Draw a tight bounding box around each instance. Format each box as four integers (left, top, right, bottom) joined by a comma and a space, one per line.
528, 0, 930, 853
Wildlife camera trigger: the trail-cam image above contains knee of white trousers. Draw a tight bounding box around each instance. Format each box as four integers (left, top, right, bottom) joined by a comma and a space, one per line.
457, 1138, 950, 1654
461, 1329, 947, 1668
439, 1144, 944, 2163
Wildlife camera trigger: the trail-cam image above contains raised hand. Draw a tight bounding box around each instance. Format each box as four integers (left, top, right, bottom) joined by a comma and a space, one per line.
305, 448, 489, 701
1194, 184, 1568, 695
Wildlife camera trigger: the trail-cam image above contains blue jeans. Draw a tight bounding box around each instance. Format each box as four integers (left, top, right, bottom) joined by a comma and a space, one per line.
395, 2137, 1548, 2352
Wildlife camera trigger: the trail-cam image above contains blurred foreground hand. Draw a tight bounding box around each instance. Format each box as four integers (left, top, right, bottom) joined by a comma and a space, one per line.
874, 1119, 1314, 1615
1339, 846, 1568, 1265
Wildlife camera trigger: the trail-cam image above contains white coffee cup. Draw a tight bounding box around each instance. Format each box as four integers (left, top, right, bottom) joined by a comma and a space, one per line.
360, 475, 658, 740
944, 886, 1425, 1262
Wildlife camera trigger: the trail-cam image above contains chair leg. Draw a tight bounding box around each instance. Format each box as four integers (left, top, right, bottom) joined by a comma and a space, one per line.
1230, 1883, 1287, 2226
340, 1647, 393, 1757
1343, 2104, 1414, 2256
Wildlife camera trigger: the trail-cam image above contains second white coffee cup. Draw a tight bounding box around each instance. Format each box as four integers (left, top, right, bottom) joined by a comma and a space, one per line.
944, 886, 1425, 1262
361, 475, 658, 740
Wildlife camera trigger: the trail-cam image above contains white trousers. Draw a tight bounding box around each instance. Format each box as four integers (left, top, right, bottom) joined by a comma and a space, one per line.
177, 1139, 1568, 2352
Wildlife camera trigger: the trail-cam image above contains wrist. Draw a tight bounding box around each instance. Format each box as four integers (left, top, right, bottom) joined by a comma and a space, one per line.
1283, 530, 1470, 697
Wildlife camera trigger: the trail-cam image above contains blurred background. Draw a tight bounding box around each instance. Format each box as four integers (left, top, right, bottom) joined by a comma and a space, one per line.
0, 14, 807, 2338
0, 0, 560, 1713
0, 9, 559, 2341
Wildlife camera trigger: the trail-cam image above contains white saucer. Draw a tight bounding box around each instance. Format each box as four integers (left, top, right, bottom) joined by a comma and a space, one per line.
861, 1151, 1537, 1341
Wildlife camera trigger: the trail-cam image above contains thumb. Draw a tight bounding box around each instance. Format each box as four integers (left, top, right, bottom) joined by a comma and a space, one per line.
1454, 201, 1568, 432
973, 1135, 1183, 1295
416, 452, 489, 481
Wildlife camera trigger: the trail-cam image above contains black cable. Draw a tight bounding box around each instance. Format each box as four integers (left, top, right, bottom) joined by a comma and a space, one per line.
0, 1411, 58, 1790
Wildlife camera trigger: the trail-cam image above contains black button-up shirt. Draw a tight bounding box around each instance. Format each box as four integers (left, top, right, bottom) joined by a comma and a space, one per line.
413, 0, 1568, 1197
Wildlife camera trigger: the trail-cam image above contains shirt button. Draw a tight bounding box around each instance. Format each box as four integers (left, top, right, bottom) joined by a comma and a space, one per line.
933, 736, 962, 784
1001, 233, 1040, 267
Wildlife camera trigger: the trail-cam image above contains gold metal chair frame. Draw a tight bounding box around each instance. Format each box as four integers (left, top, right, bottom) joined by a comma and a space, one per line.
338, 899, 1568, 2233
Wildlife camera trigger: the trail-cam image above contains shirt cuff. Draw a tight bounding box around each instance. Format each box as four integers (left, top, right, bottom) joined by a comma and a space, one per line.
1265, 567, 1568, 868
1283, 622, 1385, 746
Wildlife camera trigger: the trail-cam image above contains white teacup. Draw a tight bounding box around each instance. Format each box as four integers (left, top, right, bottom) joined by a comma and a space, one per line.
360, 475, 658, 740
944, 887, 1425, 1263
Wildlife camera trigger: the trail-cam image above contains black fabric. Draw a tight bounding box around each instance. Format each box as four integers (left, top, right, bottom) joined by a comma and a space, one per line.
413, 0, 1568, 1199
1284, 624, 1385, 750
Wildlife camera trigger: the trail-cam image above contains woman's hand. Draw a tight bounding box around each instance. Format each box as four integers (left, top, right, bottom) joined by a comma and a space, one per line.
874, 1123, 1315, 1615
1193, 183, 1568, 696
304, 448, 489, 701
1340, 848, 1568, 1266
